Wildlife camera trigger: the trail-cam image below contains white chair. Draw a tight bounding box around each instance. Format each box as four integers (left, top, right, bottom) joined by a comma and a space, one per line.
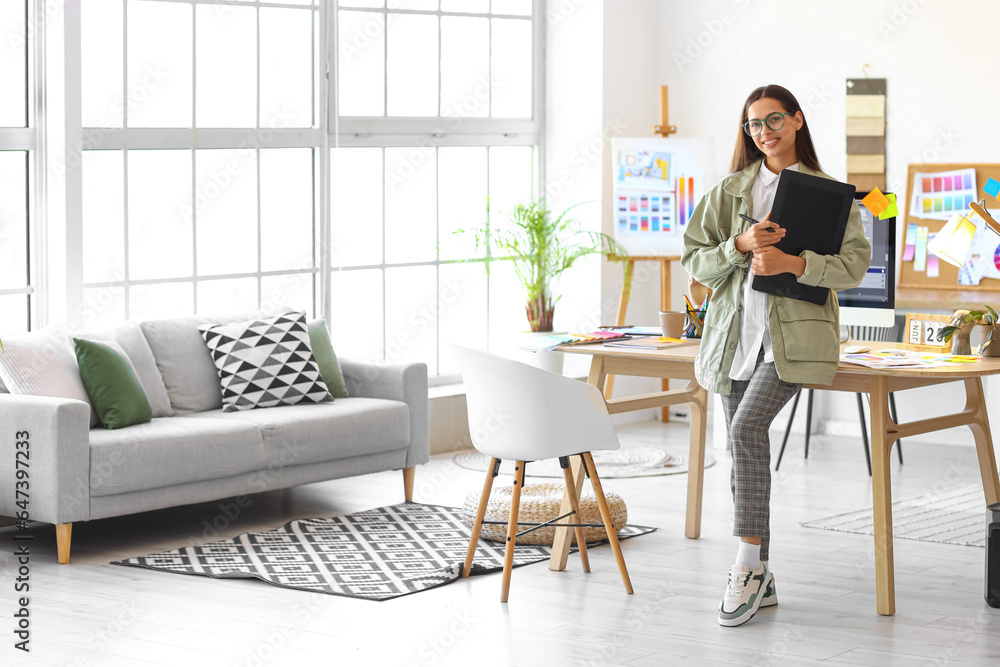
452, 344, 633, 603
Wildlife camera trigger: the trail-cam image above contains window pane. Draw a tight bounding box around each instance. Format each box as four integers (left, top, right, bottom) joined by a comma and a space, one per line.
261, 273, 313, 318
438, 147, 487, 261
442, 0, 489, 12
128, 150, 193, 280
330, 147, 382, 266
386, 14, 438, 117
261, 149, 313, 272
81, 286, 127, 330
129, 281, 194, 321
82, 0, 124, 128
330, 268, 383, 363
260, 8, 313, 128
491, 18, 532, 118
0, 2, 27, 127
384, 147, 436, 264
489, 145, 534, 226
195, 149, 258, 276
0, 152, 28, 288
198, 277, 259, 316
196, 5, 256, 128
440, 17, 489, 119
0, 295, 28, 334
488, 260, 524, 353
127, 1, 193, 127
338, 11, 385, 116
438, 262, 486, 375
82, 151, 125, 283
385, 266, 436, 370
491, 0, 532, 15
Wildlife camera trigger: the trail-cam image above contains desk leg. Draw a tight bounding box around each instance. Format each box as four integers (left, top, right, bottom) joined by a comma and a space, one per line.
660, 259, 671, 423
966, 377, 1000, 505
685, 383, 708, 539
869, 375, 897, 616
549, 356, 605, 571
604, 260, 634, 400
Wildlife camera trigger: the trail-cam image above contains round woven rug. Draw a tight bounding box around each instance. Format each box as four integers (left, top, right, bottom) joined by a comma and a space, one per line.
452, 445, 715, 478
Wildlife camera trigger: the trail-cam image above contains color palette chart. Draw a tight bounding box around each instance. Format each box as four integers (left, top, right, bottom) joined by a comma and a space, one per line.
911, 167, 977, 221
616, 192, 674, 234
676, 176, 696, 228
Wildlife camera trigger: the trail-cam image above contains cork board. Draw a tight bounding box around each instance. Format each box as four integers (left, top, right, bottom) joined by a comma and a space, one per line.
898, 163, 1000, 291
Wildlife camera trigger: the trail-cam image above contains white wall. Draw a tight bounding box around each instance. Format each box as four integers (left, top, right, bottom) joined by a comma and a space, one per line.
601, 0, 1000, 445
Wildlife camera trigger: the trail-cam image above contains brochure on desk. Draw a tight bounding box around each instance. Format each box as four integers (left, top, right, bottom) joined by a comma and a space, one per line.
612, 137, 716, 256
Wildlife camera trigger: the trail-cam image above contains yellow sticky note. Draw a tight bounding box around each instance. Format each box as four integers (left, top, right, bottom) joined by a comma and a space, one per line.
862, 187, 890, 217
879, 192, 898, 220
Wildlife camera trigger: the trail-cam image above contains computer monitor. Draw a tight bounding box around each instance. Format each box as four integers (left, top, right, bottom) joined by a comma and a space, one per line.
837, 192, 896, 329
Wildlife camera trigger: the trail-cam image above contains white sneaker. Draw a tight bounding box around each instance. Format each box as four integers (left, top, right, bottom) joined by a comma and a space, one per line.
760, 572, 777, 608
718, 562, 771, 627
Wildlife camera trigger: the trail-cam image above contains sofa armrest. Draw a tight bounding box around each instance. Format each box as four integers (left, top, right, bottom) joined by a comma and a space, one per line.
0, 395, 91, 525
340, 360, 430, 468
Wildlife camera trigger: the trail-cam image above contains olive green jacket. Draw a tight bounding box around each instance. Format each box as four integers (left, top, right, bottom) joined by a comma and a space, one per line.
681, 160, 871, 394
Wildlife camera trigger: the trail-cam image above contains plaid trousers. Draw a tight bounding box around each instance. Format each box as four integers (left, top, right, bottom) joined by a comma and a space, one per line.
720, 349, 801, 561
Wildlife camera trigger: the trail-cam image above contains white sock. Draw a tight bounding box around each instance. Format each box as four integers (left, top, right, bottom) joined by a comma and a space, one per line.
735, 541, 761, 570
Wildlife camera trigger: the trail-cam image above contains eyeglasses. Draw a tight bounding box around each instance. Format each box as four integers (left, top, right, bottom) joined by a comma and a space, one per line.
743, 111, 793, 137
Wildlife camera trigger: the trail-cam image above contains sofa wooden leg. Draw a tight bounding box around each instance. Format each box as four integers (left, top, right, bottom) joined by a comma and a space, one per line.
56, 523, 72, 564
403, 467, 415, 502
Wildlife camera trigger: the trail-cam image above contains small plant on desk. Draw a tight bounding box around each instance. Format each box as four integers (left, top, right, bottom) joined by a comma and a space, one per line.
938, 305, 1000, 356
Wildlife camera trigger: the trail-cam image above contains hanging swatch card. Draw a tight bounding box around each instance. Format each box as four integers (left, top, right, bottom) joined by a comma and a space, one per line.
926, 233, 939, 277
910, 168, 978, 221
902, 222, 918, 261
913, 226, 928, 272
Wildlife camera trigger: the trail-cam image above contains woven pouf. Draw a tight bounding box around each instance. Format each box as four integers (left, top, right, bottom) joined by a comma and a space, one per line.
461, 482, 627, 546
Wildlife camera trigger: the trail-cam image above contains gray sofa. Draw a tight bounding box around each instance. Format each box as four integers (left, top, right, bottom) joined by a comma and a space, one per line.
0, 314, 429, 563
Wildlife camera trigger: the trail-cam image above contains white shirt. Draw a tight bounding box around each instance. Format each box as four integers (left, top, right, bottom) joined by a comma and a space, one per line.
728, 161, 799, 381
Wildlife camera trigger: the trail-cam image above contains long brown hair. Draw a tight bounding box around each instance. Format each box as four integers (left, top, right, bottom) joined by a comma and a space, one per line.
729, 85, 822, 174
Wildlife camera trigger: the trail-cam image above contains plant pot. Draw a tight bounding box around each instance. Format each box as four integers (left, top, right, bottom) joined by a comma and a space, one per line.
974, 323, 1000, 357
514, 331, 565, 374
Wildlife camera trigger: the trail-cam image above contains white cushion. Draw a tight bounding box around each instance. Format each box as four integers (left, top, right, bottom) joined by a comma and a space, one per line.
0, 326, 98, 427
76, 321, 174, 418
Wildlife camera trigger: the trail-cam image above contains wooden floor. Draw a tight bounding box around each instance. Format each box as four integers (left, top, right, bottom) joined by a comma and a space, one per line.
2, 421, 1000, 666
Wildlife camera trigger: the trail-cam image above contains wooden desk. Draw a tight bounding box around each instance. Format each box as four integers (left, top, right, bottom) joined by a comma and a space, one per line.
551, 341, 1000, 616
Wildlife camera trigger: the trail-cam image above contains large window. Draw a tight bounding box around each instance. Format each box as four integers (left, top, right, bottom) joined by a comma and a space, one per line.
0, 1, 34, 333
78, 0, 321, 329
71, 0, 543, 381
331, 0, 542, 378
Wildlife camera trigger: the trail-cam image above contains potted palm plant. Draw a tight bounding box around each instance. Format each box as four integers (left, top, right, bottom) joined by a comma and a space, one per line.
458, 200, 626, 332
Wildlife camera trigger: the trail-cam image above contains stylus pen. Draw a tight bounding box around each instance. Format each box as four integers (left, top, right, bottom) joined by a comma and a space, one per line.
739, 213, 776, 233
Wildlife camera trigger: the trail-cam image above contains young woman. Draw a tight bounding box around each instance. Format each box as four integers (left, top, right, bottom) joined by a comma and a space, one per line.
681, 85, 871, 627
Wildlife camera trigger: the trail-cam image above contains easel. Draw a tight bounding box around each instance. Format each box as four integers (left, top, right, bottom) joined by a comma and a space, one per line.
604, 86, 683, 421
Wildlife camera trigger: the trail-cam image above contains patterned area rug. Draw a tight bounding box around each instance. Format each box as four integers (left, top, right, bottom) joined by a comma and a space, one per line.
801, 484, 986, 548
112, 502, 655, 600
453, 445, 715, 478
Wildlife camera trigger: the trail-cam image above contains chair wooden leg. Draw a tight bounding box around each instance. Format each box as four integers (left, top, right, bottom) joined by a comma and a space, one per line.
581, 452, 633, 595
888, 393, 903, 464
463, 458, 498, 578
56, 523, 72, 564
775, 387, 801, 471
561, 464, 591, 574
402, 467, 415, 502
500, 461, 525, 603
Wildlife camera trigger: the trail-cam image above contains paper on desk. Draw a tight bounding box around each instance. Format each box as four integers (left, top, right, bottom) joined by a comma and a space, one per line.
840, 350, 971, 370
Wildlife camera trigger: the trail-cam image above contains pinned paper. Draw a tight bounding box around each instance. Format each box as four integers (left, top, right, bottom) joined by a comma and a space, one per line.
861, 187, 890, 217
985, 177, 1000, 199
903, 222, 918, 261
926, 233, 939, 277
913, 226, 928, 272
879, 192, 898, 220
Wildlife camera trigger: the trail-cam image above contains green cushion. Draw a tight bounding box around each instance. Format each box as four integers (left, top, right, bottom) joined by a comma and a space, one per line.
307, 319, 348, 399
74, 338, 153, 429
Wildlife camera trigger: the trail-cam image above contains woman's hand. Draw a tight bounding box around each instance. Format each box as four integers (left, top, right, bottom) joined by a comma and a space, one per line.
735, 213, 785, 254
751, 246, 806, 277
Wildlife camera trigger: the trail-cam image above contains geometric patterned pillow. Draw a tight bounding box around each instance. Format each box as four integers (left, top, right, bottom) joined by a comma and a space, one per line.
198, 312, 333, 412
